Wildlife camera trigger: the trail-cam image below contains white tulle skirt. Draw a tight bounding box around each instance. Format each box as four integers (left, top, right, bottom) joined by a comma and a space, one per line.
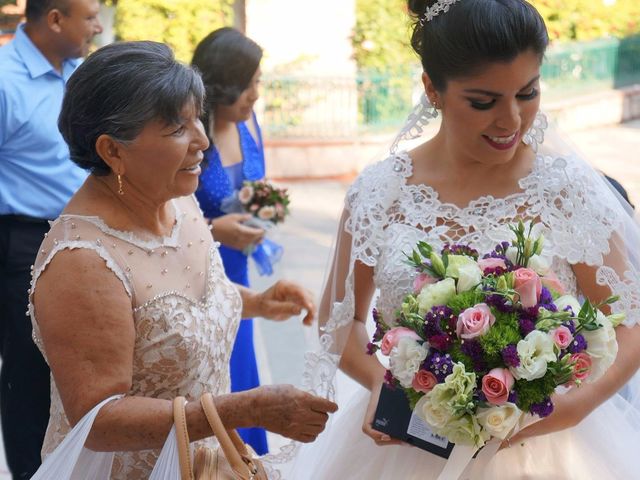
276, 380, 640, 480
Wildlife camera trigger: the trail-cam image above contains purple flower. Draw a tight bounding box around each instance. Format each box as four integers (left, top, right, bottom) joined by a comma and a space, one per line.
519, 318, 536, 336
530, 398, 554, 418
475, 390, 488, 403
490, 242, 511, 255
442, 244, 479, 259
501, 344, 521, 368
508, 391, 519, 404
563, 319, 576, 335
366, 342, 378, 356
568, 334, 588, 353
384, 370, 397, 389
423, 306, 455, 347
485, 293, 513, 313
429, 334, 453, 352
425, 352, 454, 382
372, 308, 386, 341
538, 288, 557, 311
461, 339, 486, 371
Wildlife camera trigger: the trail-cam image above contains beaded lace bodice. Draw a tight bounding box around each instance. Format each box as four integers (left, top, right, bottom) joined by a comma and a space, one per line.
342, 150, 637, 327
29, 195, 242, 479
365, 152, 583, 323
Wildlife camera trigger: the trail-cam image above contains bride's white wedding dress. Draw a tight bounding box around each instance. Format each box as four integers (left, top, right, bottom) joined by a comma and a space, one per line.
269, 149, 640, 479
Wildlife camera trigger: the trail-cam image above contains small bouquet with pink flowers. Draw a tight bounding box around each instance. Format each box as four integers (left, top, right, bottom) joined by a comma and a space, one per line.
369, 221, 623, 448
220, 179, 289, 275
237, 180, 290, 226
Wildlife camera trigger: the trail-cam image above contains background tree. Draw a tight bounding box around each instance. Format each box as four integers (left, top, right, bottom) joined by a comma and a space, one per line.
112, 0, 234, 62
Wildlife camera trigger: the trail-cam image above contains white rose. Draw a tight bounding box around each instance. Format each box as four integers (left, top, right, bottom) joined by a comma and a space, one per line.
445, 255, 482, 293
417, 278, 456, 315
439, 414, 489, 447
511, 330, 556, 380
554, 295, 582, 315
505, 246, 518, 265
238, 185, 254, 204
582, 312, 618, 382
415, 386, 455, 430
528, 254, 550, 276
257, 206, 276, 220
389, 337, 429, 387
476, 403, 522, 440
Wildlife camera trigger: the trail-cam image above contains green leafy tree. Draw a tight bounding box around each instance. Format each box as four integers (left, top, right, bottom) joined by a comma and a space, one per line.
352, 0, 420, 129
352, 0, 418, 71
534, 0, 640, 42
113, 0, 234, 62
353, 0, 640, 70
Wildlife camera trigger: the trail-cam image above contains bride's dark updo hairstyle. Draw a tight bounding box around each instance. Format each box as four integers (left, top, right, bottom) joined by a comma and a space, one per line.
408, 0, 549, 91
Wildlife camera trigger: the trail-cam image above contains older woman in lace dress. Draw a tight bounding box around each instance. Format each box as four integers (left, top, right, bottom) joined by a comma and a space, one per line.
28, 41, 337, 479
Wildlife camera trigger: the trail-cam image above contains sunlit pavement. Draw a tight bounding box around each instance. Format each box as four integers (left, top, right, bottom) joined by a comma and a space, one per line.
0, 120, 637, 475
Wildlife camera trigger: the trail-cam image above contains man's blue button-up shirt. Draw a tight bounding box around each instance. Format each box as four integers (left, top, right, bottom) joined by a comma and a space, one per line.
0, 24, 87, 219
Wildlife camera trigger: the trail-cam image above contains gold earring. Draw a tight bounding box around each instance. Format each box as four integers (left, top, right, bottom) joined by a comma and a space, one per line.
117, 174, 124, 196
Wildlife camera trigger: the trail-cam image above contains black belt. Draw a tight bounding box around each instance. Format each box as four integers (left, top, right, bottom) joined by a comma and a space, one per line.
0, 214, 52, 225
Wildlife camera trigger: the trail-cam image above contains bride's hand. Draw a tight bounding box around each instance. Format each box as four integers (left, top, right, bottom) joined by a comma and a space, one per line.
501, 392, 581, 449
362, 382, 403, 446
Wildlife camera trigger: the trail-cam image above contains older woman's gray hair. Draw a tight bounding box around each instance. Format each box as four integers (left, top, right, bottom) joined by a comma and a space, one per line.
59, 40, 205, 176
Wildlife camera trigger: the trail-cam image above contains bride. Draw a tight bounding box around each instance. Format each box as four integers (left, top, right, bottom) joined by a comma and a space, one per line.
265, 0, 640, 478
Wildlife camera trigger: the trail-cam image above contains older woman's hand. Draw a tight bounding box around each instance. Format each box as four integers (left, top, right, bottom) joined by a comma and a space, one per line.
210, 213, 265, 251
238, 280, 316, 325
249, 385, 338, 443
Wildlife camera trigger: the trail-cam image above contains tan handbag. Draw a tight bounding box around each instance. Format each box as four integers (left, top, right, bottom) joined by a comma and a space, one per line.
173, 393, 267, 480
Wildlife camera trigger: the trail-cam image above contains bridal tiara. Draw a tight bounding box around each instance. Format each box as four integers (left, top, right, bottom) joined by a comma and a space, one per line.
420, 0, 463, 25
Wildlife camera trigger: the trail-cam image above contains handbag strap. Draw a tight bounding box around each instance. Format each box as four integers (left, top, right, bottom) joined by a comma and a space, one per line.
173, 397, 194, 480
200, 393, 258, 479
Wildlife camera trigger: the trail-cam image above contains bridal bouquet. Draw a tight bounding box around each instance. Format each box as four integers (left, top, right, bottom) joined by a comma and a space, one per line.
237, 180, 290, 225
368, 221, 623, 448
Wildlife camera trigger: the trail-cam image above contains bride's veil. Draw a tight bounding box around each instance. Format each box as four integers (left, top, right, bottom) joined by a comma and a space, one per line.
262, 93, 640, 477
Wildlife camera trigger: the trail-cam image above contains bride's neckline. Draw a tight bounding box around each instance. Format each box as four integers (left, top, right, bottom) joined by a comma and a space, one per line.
394, 150, 541, 212
59, 199, 184, 251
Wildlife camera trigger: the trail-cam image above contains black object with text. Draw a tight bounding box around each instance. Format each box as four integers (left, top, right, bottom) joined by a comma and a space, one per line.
372, 383, 454, 458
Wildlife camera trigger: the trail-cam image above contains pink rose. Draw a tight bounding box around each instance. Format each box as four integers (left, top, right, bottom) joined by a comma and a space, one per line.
380, 327, 421, 356
481, 368, 515, 405
477, 257, 507, 274
541, 271, 566, 295
412, 369, 438, 393
571, 353, 592, 382
551, 326, 573, 349
238, 185, 254, 204
513, 268, 542, 308
413, 273, 436, 293
456, 303, 495, 339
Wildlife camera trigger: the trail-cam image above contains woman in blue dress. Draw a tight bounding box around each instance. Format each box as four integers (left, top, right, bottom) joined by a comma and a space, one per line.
192, 27, 275, 454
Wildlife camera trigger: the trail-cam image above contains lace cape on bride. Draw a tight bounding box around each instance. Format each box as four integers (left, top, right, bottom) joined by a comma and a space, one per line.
263, 102, 640, 479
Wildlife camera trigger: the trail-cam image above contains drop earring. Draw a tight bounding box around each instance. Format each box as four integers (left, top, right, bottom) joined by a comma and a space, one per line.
117, 174, 124, 196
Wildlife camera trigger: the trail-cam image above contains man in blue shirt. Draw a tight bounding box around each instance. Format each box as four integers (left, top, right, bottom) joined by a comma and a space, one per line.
0, 1, 101, 477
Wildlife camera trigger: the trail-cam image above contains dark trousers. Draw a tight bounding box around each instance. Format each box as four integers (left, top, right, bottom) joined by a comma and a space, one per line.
0, 216, 51, 479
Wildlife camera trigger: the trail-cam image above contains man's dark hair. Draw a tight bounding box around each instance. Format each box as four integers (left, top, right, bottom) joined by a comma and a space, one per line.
25, 0, 71, 22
